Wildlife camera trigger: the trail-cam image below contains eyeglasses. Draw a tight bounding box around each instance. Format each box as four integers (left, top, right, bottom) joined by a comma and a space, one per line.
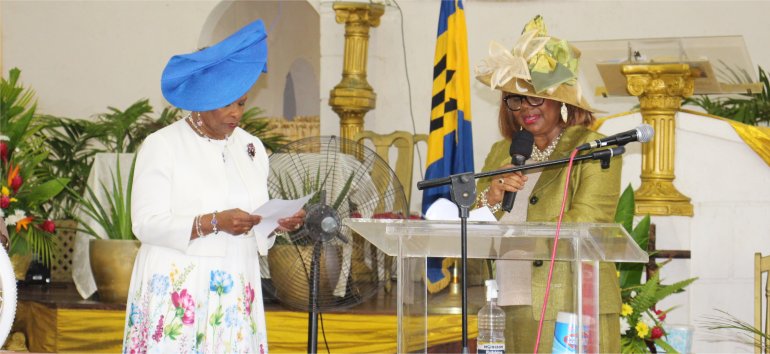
503, 95, 545, 111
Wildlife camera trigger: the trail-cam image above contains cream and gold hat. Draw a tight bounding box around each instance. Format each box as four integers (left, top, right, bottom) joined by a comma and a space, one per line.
475, 16, 599, 113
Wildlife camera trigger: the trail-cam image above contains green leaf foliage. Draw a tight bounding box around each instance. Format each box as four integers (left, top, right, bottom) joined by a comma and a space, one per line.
239, 107, 288, 152
2, 68, 70, 266
70, 156, 137, 240
615, 184, 651, 289
683, 65, 770, 125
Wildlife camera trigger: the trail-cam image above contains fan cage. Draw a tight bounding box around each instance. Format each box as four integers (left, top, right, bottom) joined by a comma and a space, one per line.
265, 136, 409, 311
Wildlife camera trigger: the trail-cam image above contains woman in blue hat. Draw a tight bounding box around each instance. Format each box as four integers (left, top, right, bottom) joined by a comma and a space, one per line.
122, 20, 302, 352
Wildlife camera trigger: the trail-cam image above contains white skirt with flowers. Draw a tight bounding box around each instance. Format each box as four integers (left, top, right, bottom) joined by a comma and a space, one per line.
122, 236, 267, 354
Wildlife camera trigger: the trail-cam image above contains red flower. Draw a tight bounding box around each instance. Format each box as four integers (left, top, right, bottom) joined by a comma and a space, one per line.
244, 284, 255, 314
655, 309, 666, 321
0, 141, 7, 163
0, 195, 9, 209
650, 326, 665, 340
10, 174, 22, 193
40, 219, 56, 233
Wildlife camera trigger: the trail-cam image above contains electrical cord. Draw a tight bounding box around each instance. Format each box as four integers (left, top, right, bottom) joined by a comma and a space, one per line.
533, 148, 579, 353
391, 0, 425, 180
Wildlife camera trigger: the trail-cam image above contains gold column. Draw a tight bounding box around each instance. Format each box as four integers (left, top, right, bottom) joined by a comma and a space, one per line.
622, 64, 694, 216
329, 2, 385, 140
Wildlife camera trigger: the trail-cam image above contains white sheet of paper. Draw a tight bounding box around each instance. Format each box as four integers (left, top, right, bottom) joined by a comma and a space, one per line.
424, 197, 498, 222
251, 194, 313, 236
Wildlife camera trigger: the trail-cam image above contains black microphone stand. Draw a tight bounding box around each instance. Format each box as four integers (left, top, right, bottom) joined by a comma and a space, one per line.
416, 146, 624, 354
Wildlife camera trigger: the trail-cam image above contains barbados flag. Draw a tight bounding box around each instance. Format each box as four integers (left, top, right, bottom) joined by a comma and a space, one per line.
422, 0, 474, 294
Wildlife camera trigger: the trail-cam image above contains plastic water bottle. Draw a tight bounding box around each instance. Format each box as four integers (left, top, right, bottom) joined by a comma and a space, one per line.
477, 279, 505, 354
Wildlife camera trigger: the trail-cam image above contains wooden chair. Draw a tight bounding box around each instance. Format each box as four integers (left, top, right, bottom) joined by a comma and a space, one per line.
353, 130, 427, 215
353, 130, 427, 292
755, 252, 770, 353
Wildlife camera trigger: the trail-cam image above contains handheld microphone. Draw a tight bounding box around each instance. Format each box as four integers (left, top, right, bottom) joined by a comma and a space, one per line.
576, 124, 654, 151
501, 131, 534, 212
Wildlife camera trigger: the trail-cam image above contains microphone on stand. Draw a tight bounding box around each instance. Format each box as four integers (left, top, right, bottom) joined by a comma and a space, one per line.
576, 124, 654, 151
502, 131, 534, 213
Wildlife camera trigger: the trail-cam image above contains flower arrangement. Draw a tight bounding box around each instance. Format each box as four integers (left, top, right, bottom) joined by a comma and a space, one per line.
614, 184, 697, 353
1, 68, 69, 265
619, 270, 696, 353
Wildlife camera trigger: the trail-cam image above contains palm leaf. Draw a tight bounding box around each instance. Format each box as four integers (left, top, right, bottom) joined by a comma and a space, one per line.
70, 156, 137, 240
702, 309, 768, 349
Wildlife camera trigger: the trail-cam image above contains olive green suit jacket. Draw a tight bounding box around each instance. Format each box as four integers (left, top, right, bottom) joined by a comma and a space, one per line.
477, 125, 622, 320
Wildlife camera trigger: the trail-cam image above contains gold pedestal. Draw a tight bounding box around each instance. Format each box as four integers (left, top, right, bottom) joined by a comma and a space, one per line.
329, 2, 385, 140
622, 64, 694, 216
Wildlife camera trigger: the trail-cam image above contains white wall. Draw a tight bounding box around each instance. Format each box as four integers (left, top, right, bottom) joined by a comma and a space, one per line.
0, 0, 319, 120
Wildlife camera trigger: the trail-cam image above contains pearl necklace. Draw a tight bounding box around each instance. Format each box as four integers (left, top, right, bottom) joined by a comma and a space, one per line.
185, 113, 229, 163
530, 130, 564, 162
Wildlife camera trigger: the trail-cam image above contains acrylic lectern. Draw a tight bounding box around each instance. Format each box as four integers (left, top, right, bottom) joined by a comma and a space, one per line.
345, 219, 649, 353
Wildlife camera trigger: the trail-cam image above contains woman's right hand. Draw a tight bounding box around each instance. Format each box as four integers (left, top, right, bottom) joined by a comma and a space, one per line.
214, 208, 262, 236
485, 165, 528, 206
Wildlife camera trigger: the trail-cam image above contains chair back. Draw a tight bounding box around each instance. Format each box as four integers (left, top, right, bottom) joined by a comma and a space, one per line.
756, 252, 770, 353
353, 130, 427, 215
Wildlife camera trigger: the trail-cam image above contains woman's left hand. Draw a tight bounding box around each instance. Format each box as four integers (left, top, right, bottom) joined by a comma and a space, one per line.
277, 209, 306, 232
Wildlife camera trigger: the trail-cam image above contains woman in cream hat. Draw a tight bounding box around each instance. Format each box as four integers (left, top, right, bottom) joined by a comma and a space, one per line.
123, 19, 303, 352
474, 16, 622, 353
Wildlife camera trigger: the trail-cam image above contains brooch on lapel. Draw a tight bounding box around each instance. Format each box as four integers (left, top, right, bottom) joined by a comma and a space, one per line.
247, 143, 256, 160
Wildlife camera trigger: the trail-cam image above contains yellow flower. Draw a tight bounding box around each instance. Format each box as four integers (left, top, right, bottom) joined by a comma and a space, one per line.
621, 303, 633, 317
1, 186, 8, 196
635, 321, 649, 338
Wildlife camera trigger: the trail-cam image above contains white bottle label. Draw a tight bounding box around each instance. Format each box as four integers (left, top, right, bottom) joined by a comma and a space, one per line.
477, 341, 505, 354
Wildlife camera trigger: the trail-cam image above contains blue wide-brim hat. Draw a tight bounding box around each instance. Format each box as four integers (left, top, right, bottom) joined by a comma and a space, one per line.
161, 19, 268, 112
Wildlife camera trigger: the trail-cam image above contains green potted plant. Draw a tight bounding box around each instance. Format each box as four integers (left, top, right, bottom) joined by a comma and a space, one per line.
1, 68, 69, 276
70, 156, 138, 302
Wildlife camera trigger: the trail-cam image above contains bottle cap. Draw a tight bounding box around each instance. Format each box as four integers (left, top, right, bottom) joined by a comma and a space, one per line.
485, 279, 498, 300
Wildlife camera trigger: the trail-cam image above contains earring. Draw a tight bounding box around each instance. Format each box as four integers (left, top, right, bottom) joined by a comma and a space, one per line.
560, 103, 568, 123
195, 112, 203, 127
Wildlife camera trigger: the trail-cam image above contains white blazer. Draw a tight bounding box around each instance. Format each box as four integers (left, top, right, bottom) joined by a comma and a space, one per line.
131, 119, 272, 257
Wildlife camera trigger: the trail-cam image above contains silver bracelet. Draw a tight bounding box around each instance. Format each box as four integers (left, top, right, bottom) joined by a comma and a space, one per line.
195, 215, 204, 239
477, 186, 502, 213
211, 211, 219, 234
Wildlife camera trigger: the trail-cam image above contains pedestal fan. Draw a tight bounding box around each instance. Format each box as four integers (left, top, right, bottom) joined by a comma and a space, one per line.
266, 135, 408, 353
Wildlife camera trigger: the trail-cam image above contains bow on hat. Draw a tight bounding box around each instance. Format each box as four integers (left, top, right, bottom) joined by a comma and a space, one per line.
475, 29, 550, 90
161, 19, 268, 112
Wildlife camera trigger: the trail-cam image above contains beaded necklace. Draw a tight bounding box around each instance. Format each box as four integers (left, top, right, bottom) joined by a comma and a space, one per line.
185, 113, 229, 163
530, 130, 564, 162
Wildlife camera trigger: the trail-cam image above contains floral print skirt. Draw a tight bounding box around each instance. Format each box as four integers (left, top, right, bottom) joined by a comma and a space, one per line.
123, 242, 267, 354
